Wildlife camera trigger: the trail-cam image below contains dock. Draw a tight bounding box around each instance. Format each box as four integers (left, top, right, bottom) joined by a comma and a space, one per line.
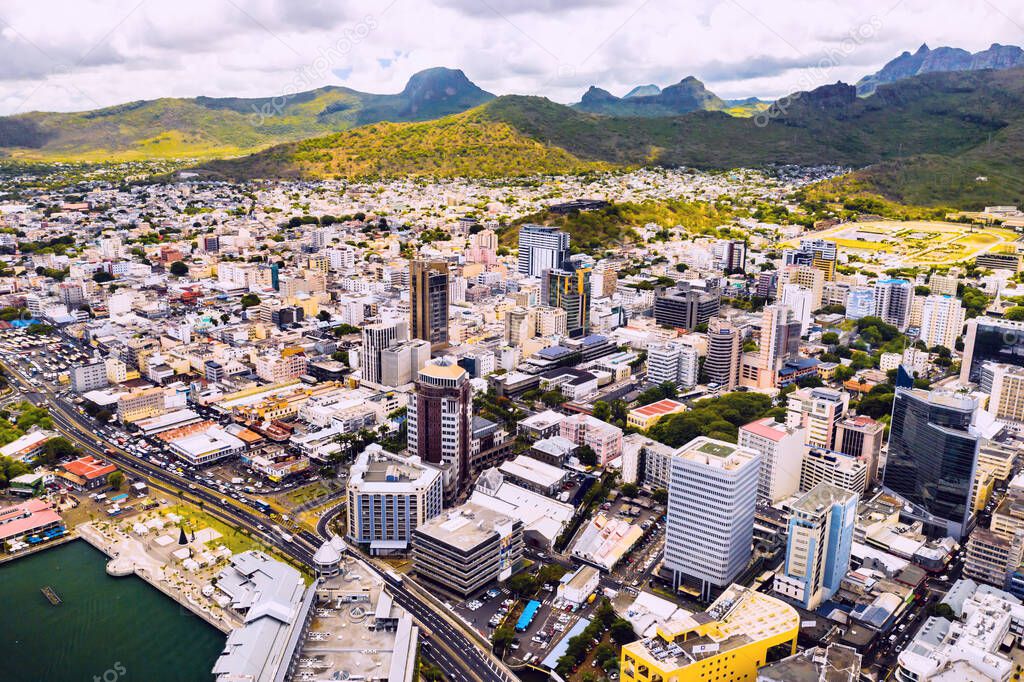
41, 585, 62, 605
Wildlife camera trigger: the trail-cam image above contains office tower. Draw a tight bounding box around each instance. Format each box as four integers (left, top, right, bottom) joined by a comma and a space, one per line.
653, 282, 721, 331
545, 265, 591, 339
919, 295, 965, 350
759, 304, 802, 374
779, 285, 813, 335
713, 239, 747, 272
59, 281, 86, 310
929, 272, 959, 297
201, 234, 220, 253
469, 228, 499, 266
380, 339, 431, 387
664, 436, 760, 600
738, 417, 806, 504
705, 319, 741, 390
873, 279, 913, 331
70, 361, 109, 394
845, 286, 875, 319
775, 483, 858, 610
504, 307, 536, 346
756, 271, 778, 300
884, 388, 984, 540
346, 444, 444, 552
595, 264, 618, 297
517, 224, 570, 277
786, 387, 849, 450
959, 317, 1024, 384
647, 341, 699, 390
407, 358, 473, 502
834, 415, 884, 485
983, 363, 1024, 423
784, 238, 838, 281
361, 319, 408, 385
776, 265, 824, 309
410, 260, 450, 352
800, 448, 868, 495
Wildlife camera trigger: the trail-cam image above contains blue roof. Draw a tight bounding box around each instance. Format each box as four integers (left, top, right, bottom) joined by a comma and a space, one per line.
538, 346, 571, 359
516, 600, 542, 630
580, 335, 608, 346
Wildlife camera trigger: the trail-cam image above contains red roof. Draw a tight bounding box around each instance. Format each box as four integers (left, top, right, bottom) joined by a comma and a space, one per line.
62, 455, 116, 480
740, 417, 790, 442
0, 499, 61, 541
632, 399, 686, 417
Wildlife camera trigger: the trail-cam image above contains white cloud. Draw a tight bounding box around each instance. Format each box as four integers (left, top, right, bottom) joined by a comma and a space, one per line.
0, 0, 1021, 114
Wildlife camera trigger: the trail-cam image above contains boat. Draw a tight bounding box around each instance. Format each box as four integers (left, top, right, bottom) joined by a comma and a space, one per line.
41, 586, 62, 605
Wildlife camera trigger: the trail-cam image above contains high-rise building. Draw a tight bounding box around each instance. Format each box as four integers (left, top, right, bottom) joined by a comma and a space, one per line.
800, 447, 868, 495
665, 436, 760, 599
983, 363, 1024, 423
346, 444, 443, 553
468, 228, 499, 266
757, 304, 802, 376
705, 319, 741, 390
738, 418, 806, 504
929, 272, 959, 297
59, 281, 86, 310
774, 483, 858, 610
834, 415, 885, 485
647, 341, 699, 390
785, 238, 838, 281
654, 282, 721, 331
785, 387, 849, 450
779, 285, 813, 335
873, 279, 914, 331
410, 260, 450, 352
408, 359, 473, 502
919, 295, 965, 350
713, 239, 747, 272
776, 265, 824, 309
517, 224, 570, 277
845, 286, 875, 319
960, 317, 1024, 384
545, 265, 591, 339
884, 388, 985, 540
361, 319, 408, 386
70, 361, 109, 394
380, 339, 431, 387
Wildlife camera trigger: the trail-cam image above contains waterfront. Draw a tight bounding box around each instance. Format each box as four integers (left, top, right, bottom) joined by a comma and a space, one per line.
0, 540, 224, 682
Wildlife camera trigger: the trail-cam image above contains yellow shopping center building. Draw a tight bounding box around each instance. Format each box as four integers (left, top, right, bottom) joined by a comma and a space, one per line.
620, 585, 799, 682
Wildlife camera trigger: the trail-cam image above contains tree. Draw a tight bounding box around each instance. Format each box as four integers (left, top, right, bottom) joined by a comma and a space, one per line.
39, 437, 77, 465
610, 617, 636, 644
92, 270, 114, 283
576, 444, 598, 467
821, 331, 840, 345
107, 470, 125, 490
317, 310, 331, 322
651, 488, 668, 504
540, 389, 568, 407
592, 400, 611, 422
169, 260, 189, 277
620, 482, 639, 497
833, 365, 856, 382
505, 572, 537, 597
95, 409, 113, 423
491, 625, 516, 654
240, 293, 261, 308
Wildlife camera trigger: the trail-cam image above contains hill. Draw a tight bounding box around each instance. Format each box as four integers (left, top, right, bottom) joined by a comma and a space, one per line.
200, 67, 1024, 208
0, 67, 493, 161
856, 42, 1024, 95
573, 76, 727, 116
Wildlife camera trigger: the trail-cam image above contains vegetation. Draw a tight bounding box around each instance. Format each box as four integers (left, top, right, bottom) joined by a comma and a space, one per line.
648, 392, 776, 446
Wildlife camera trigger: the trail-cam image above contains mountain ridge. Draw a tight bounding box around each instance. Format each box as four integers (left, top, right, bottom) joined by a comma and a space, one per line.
856, 42, 1024, 95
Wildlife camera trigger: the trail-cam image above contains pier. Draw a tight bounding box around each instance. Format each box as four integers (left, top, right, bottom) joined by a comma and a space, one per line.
41, 585, 62, 605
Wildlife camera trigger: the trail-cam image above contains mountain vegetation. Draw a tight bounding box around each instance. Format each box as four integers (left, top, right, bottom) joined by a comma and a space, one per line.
856, 42, 1024, 95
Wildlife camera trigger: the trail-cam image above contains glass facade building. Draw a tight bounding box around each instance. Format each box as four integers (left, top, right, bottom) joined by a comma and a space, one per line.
960, 317, 1024, 383
883, 388, 980, 540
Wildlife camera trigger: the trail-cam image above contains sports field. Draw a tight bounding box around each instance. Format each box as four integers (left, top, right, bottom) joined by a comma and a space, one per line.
785, 220, 1021, 266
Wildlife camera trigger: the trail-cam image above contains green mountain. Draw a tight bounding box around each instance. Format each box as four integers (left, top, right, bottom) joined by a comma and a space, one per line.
856, 43, 1024, 96
199, 67, 1024, 208
573, 76, 726, 116
0, 67, 493, 161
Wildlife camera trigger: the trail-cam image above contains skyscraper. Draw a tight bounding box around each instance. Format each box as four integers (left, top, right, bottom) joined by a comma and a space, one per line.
775, 483, 858, 610
545, 264, 591, 339
407, 358, 473, 502
919, 295, 966, 350
784, 238, 838, 281
705, 319, 741, 390
785, 387, 849, 450
653, 282, 721, 331
517, 224, 570, 277
738, 417, 806, 504
873, 279, 914, 331
884, 388, 984, 540
647, 341, 699, 390
361, 319, 408, 386
410, 260, 450, 352
959, 317, 1024, 384
665, 436, 760, 600
758, 304, 802, 375
834, 415, 885, 486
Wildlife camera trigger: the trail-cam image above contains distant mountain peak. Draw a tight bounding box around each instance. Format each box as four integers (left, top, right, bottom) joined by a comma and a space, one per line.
580, 86, 619, 104
623, 84, 661, 98
857, 42, 1024, 96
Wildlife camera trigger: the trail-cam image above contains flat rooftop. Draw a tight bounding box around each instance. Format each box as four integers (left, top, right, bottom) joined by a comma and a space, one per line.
415, 502, 515, 551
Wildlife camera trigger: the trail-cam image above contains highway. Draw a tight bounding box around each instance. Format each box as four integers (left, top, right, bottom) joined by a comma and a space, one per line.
1, 350, 517, 682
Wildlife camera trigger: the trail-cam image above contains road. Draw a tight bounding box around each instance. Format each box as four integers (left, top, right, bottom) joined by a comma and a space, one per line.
1, 350, 517, 682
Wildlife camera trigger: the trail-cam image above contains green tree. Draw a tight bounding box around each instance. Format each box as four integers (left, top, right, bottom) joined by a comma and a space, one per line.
610, 617, 636, 644
491, 625, 516, 654
1005, 307, 1024, 321
576, 444, 598, 467
505, 572, 537, 597
540, 389, 568, 407
92, 270, 114, 283
240, 293, 260, 308
821, 331, 840, 345
107, 470, 125, 490
620, 482, 639, 497
169, 260, 189, 277
592, 400, 611, 422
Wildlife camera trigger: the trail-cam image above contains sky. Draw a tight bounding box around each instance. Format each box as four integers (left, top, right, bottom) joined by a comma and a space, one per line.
1, 0, 1023, 115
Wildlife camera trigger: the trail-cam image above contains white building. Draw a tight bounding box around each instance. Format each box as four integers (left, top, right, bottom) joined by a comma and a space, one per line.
738, 417, 806, 505
918, 295, 965, 350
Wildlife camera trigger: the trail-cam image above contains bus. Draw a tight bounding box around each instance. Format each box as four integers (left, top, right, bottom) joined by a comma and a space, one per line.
252, 499, 271, 514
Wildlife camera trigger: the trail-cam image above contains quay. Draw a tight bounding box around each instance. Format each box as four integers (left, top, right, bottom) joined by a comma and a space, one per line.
41, 585, 62, 605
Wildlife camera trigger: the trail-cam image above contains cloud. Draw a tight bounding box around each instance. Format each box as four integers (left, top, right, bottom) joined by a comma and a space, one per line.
0, 0, 1023, 114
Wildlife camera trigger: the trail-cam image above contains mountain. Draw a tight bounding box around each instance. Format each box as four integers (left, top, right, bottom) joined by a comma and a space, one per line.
623, 85, 661, 98
573, 76, 726, 116
856, 43, 1024, 95
199, 67, 1024, 208
0, 67, 493, 161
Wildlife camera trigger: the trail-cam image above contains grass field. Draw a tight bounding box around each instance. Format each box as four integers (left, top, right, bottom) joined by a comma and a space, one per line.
785, 220, 1021, 266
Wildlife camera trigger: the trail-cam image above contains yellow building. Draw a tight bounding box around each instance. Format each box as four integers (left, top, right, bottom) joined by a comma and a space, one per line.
627, 399, 687, 431
621, 585, 799, 682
